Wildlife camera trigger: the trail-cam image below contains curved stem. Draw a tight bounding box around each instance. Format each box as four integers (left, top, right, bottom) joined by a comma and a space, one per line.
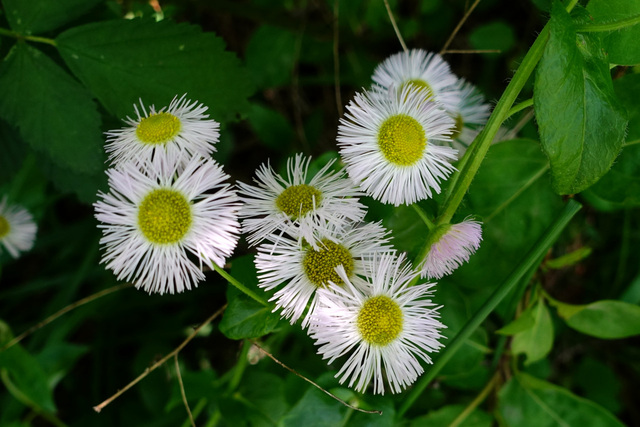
440, 0, 482, 54
506, 98, 534, 120
213, 263, 269, 307
412, 204, 435, 230
575, 13, 640, 33
398, 200, 582, 417
449, 370, 500, 427
0, 27, 56, 46
383, 0, 408, 53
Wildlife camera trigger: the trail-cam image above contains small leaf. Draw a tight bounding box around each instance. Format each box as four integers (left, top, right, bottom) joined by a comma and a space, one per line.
558, 300, 640, 339
468, 21, 515, 53
498, 372, 625, 427
545, 247, 592, 269
1, 0, 102, 34
511, 300, 554, 365
534, 3, 627, 194
496, 305, 535, 335
0, 44, 105, 175
587, 0, 640, 66
56, 18, 254, 123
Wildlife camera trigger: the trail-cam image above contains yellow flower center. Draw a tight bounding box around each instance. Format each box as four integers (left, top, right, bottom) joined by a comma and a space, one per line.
275, 184, 323, 219
401, 79, 434, 100
302, 239, 354, 287
378, 114, 427, 166
450, 114, 464, 140
357, 295, 403, 346
136, 112, 181, 145
138, 189, 192, 244
0, 215, 10, 238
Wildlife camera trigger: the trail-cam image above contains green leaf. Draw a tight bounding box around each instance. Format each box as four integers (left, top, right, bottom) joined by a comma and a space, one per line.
56, 18, 254, 124
534, 3, 628, 195
0, 320, 56, 413
0, 44, 104, 175
468, 21, 516, 53
587, 0, 640, 65
496, 305, 535, 335
411, 404, 493, 427
574, 357, 622, 414
556, 300, 640, 339
280, 382, 350, 427
247, 104, 294, 151
498, 372, 624, 427
582, 74, 640, 210
511, 300, 554, 365
0, 119, 26, 186
236, 370, 290, 426
245, 25, 296, 89
219, 255, 281, 340
1, 0, 102, 34
37, 151, 107, 204
36, 342, 88, 389
545, 246, 592, 269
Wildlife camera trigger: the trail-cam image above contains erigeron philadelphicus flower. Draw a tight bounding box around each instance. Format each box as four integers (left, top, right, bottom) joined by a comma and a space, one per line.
237, 153, 366, 246
446, 78, 491, 155
105, 94, 219, 167
371, 49, 461, 115
0, 197, 37, 259
420, 218, 482, 279
337, 85, 457, 206
308, 252, 445, 395
254, 221, 394, 327
94, 155, 240, 295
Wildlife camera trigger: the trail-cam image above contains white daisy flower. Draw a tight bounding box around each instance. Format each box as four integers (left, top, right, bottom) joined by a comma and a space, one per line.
308, 252, 445, 395
255, 221, 394, 327
105, 94, 220, 167
338, 85, 457, 206
0, 197, 37, 259
446, 78, 491, 155
420, 218, 482, 279
94, 155, 240, 295
237, 153, 366, 246
372, 49, 461, 115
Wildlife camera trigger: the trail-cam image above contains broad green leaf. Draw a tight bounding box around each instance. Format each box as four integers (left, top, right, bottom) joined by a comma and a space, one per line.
468, 21, 516, 53
1, 0, 102, 34
247, 104, 294, 152
280, 381, 350, 427
219, 255, 281, 339
556, 300, 640, 339
348, 395, 396, 427
511, 300, 554, 365
36, 342, 88, 389
534, 3, 627, 195
411, 404, 493, 427
245, 25, 296, 89
583, 74, 640, 210
0, 320, 56, 413
498, 372, 624, 427
0, 119, 26, 186
37, 152, 107, 204
56, 19, 254, 123
0, 44, 104, 175
587, 0, 640, 66
496, 305, 535, 335
237, 370, 290, 426
574, 357, 622, 414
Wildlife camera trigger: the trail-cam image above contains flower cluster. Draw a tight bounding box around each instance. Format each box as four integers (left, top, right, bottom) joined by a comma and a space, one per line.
94, 95, 240, 295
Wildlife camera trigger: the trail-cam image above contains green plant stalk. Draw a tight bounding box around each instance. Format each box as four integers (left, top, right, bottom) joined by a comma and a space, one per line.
412, 204, 435, 230
506, 98, 534, 120
212, 263, 269, 307
0, 27, 56, 46
575, 13, 640, 33
449, 370, 500, 427
436, 0, 579, 227
398, 199, 582, 417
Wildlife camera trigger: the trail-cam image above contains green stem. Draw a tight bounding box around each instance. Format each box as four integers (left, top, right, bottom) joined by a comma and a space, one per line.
0, 27, 57, 46
212, 263, 269, 307
623, 138, 640, 147
398, 199, 582, 417
436, 0, 579, 227
506, 98, 534, 119
412, 204, 435, 230
449, 371, 500, 427
227, 340, 251, 393
575, 13, 640, 33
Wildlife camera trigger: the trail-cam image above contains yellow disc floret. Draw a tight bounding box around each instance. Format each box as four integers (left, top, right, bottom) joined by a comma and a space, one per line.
136, 112, 182, 145
0, 215, 10, 238
276, 184, 323, 219
357, 295, 403, 346
138, 189, 192, 244
378, 114, 427, 166
302, 239, 354, 287
401, 79, 434, 100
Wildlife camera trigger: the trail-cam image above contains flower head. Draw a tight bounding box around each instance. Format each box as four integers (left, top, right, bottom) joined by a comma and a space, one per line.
338, 85, 457, 206
447, 79, 491, 155
0, 197, 37, 259
105, 94, 220, 167
94, 155, 240, 294
238, 154, 366, 246
308, 253, 445, 394
372, 49, 461, 115
421, 218, 482, 279
255, 221, 394, 327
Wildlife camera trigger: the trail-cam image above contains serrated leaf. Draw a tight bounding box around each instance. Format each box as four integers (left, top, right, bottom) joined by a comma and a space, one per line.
498, 372, 625, 427
56, 18, 254, 123
587, 0, 640, 66
556, 300, 640, 339
1, 0, 102, 35
534, 3, 627, 194
0, 43, 104, 175
37, 152, 107, 204
511, 301, 554, 365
